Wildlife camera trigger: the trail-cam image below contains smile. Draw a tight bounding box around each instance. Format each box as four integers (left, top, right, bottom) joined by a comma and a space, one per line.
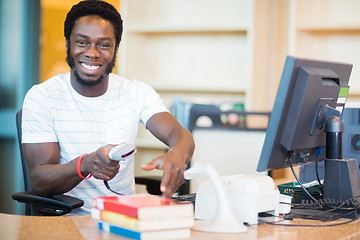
81, 62, 100, 70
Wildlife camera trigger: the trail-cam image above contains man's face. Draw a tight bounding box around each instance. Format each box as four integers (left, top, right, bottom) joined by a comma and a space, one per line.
66, 15, 117, 86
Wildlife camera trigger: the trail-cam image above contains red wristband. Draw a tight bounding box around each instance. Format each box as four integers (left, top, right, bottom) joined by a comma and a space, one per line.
77, 154, 92, 179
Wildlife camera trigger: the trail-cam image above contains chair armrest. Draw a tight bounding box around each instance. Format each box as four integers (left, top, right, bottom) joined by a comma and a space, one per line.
12, 192, 84, 216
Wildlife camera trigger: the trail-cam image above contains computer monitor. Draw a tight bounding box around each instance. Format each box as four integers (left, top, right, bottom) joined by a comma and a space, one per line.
257, 56, 360, 219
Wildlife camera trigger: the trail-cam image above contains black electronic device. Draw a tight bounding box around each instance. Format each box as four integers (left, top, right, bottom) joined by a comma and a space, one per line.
257, 56, 360, 219
342, 105, 360, 162
12, 192, 83, 216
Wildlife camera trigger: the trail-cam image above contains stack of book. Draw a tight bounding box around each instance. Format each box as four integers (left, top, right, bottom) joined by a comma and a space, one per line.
92, 194, 194, 240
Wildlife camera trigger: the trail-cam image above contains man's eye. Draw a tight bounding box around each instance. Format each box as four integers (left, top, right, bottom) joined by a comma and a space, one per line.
76, 40, 87, 46
99, 43, 111, 49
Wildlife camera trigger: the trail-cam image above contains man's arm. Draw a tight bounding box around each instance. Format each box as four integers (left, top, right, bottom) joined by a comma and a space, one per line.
23, 142, 120, 195
141, 112, 195, 198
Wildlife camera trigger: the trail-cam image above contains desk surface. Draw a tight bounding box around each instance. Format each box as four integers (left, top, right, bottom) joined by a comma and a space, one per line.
1, 213, 359, 240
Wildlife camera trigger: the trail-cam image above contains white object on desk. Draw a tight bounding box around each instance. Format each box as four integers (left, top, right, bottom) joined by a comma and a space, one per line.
184, 163, 248, 233
194, 174, 280, 225
278, 194, 292, 215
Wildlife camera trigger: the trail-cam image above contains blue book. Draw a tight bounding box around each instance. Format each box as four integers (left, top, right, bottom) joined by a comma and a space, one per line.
98, 221, 191, 240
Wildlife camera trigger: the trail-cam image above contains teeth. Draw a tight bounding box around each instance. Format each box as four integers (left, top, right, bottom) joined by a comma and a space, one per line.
81, 63, 100, 70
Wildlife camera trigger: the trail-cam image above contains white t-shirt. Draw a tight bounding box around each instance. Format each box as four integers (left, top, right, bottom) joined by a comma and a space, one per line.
22, 73, 168, 210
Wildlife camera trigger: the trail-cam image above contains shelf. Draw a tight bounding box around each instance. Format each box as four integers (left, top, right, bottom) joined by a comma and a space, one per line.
152, 85, 247, 94
127, 25, 248, 34
290, 1, 360, 103
297, 25, 360, 33
121, 0, 255, 159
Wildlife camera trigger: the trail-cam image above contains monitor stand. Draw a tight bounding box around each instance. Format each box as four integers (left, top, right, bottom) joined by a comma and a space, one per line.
289, 116, 360, 221
322, 116, 360, 219
323, 158, 360, 219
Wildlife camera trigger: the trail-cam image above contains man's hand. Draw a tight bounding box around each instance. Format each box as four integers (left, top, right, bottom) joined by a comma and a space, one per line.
141, 148, 186, 198
81, 144, 120, 181
144, 112, 195, 198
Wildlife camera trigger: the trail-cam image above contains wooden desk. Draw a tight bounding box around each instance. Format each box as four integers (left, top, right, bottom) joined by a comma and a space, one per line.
1, 213, 360, 240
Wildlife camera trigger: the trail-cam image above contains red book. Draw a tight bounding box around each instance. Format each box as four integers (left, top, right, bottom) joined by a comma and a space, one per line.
93, 194, 194, 220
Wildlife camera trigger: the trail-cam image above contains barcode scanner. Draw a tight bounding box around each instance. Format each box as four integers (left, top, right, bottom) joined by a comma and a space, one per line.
104, 143, 137, 195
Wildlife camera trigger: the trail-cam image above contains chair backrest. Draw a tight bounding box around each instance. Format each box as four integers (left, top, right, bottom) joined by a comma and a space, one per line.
16, 109, 32, 192
16, 109, 34, 215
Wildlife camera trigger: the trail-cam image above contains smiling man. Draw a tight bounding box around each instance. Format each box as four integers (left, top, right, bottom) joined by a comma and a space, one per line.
21, 0, 195, 214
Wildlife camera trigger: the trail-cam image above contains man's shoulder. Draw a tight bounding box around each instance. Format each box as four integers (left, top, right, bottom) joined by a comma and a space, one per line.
109, 73, 152, 91
109, 73, 133, 85
42, 72, 70, 87
33, 73, 70, 90
26, 73, 70, 99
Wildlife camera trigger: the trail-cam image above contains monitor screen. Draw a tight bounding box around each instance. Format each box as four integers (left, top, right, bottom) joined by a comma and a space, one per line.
257, 56, 352, 172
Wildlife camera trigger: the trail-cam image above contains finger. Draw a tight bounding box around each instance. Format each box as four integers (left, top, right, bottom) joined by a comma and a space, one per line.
105, 144, 117, 151
94, 159, 120, 172
161, 167, 185, 197
92, 172, 112, 181
108, 159, 121, 167
160, 171, 171, 194
141, 157, 163, 171
161, 180, 177, 198
98, 169, 118, 180
92, 163, 120, 179
103, 145, 117, 161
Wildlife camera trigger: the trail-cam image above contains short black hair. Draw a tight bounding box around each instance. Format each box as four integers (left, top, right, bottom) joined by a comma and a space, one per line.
64, 0, 123, 48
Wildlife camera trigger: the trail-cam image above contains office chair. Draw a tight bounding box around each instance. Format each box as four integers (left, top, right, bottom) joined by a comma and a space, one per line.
12, 109, 84, 216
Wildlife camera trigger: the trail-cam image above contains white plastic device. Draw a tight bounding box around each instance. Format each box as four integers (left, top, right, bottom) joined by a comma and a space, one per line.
194, 174, 280, 225
108, 143, 137, 161
184, 163, 248, 233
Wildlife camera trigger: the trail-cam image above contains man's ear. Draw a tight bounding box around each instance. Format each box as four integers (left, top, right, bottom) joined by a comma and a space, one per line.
65, 40, 69, 51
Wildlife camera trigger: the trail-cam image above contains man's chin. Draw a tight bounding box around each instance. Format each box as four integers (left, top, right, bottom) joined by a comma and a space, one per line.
73, 70, 105, 87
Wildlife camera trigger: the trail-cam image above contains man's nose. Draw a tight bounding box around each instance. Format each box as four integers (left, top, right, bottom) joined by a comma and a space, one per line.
85, 44, 100, 58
